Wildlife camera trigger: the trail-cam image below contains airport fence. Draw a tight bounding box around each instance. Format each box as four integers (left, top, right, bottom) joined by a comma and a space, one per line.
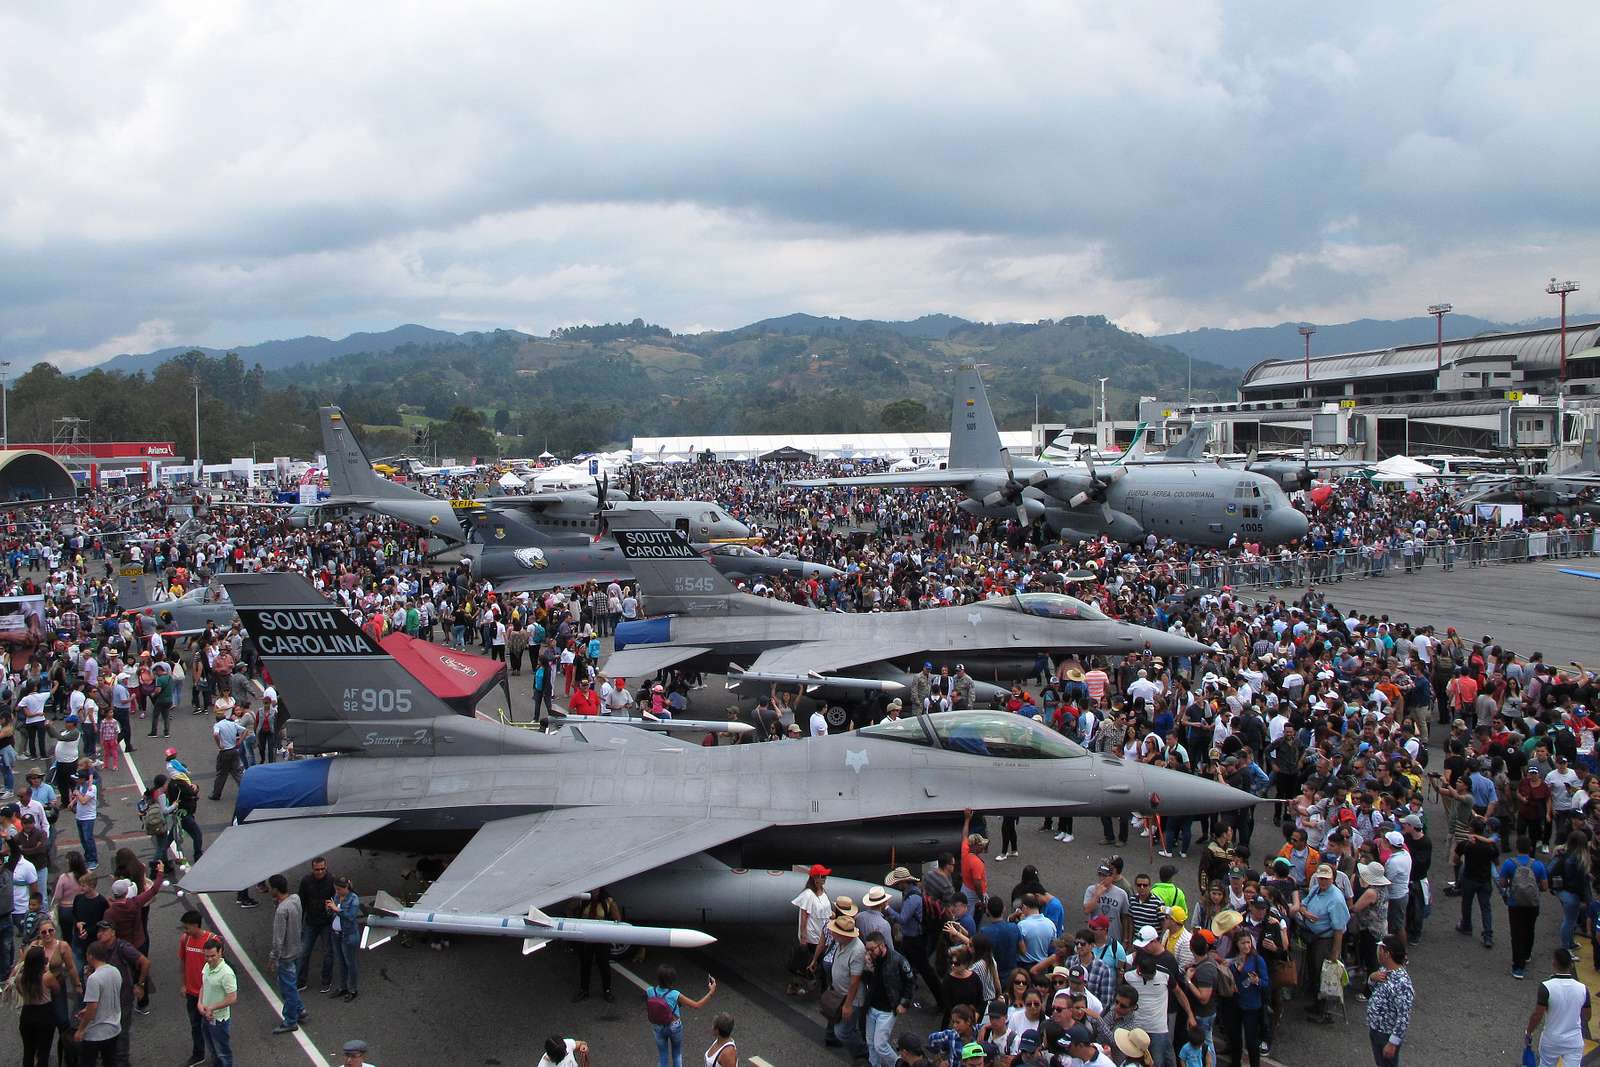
1186, 527, 1600, 592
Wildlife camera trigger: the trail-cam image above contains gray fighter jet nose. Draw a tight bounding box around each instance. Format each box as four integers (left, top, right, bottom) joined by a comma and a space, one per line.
1132, 625, 1213, 660
1139, 761, 1261, 817
1266, 506, 1309, 544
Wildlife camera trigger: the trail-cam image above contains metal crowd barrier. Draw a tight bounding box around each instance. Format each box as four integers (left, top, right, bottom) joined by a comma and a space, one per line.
1183, 528, 1600, 592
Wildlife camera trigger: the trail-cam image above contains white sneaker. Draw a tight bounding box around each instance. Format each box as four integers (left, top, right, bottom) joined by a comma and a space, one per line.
1158, 849, 1173, 858
1060, 833, 1074, 843
1054, 832, 1067, 841
994, 853, 1006, 862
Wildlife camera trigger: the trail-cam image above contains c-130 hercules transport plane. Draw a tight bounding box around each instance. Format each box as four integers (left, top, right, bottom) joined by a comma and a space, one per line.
794, 365, 1309, 547
177, 568, 1258, 952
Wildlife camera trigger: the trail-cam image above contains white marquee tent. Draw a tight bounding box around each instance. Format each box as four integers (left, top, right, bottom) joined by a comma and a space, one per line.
629, 431, 1034, 464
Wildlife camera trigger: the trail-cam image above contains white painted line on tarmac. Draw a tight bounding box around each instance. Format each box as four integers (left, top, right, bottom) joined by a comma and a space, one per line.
121, 745, 325, 1067
749, 1057, 777, 1067
613, 961, 652, 992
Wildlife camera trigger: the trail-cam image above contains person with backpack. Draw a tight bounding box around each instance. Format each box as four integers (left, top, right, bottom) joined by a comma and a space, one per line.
1551, 830, 1593, 958
644, 963, 716, 1067
1500, 834, 1550, 979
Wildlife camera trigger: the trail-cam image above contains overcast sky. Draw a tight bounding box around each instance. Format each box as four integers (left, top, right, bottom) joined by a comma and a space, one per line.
3, 2, 1597, 370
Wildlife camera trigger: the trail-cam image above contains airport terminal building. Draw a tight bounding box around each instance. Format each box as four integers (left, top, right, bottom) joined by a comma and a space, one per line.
1154, 321, 1600, 459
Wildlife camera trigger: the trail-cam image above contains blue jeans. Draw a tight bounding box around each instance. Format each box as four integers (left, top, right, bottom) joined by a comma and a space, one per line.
1146, 1030, 1177, 1067
866, 1006, 898, 1067
832, 1012, 868, 1057
334, 936, 359, 993
77, 817, 98, 868
205, 1017, 234, 1067
299, 923, 335, 986
1164, 815, 1192, 854
276, 960, 305, 1024
1558, 891, 1583, 951
651, 1019, 684, 1067
0, 743, 13, 791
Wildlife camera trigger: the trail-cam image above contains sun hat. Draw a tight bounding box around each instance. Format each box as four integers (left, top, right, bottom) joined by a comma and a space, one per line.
1209, 909, 1245, 936
885, 866, 918, 886
826, 914, 859, 939
861, 886, 891, 908
1358, 861, 1390, 886
1114, 1027, 1152, 1058
832, 895, 859, 917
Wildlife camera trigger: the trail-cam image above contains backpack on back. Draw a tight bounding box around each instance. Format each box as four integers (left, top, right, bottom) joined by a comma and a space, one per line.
644, 987, 676, 1026
1509, 857, 1541, 908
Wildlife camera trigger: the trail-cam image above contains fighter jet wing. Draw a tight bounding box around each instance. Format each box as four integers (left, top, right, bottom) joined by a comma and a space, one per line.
413, 809, 763, 916
489, 569, 635, 594
178, 815, 397, 893
747, 639, 928, 676
602, 645, 712, 677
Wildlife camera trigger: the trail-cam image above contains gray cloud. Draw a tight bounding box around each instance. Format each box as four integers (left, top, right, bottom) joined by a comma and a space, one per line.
1, 2, 1596, 368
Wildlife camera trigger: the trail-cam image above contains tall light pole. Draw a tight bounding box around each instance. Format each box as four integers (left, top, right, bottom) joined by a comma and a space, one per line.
1298, 325, 1316, 401
191, 373, 202, 483
1428, 303, 1452, 374
1097, 376, 1109, 425
0, 361, 10, 448
1548, 278, 1580, 382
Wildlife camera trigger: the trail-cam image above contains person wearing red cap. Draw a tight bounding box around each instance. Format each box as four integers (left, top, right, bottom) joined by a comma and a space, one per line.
788, 866, 830, 995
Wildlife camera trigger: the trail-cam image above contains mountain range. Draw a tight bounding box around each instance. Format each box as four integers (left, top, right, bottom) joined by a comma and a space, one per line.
86, 323, 512, 377
86, 310, 1600, 380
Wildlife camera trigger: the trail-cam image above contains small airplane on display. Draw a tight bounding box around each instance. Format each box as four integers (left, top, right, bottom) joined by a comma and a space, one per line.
316, 407, 838, 593
318, 407, 755, 546
116, 567, 240, 637
176, 569, 1258, 952
1458, 433, 1600, 515
794, 366, 1310, 546
599, 512, 1212, 704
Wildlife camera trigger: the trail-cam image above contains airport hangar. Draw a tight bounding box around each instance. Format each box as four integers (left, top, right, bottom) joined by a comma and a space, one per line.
1136, 321, 1600, 462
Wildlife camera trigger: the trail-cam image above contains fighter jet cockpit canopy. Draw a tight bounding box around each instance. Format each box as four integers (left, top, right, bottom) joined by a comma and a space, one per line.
860, 711, 1088, 759
706, 543, 761, 557
989, 591, 1107, 621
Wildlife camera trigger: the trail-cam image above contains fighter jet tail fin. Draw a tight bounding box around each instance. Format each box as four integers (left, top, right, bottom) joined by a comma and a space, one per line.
1161, 421, 1212, 463
320, 406, 439, 505
220, 572, 556, 756
1568, 429, 1599, 474
605, 511, 740, 615
116, 566, 156, 610
947, 364, 1007, 471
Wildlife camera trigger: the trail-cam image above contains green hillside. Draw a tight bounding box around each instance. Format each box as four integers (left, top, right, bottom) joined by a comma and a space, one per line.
12, 315, 1236, 461
277, 315, 1236, 455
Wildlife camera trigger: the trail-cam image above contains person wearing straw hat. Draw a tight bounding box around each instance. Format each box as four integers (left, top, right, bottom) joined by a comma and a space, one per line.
824, 913, 868, 1057
1113, 1026, 1154, 1065
857, 886, 893, 945
1294, 863, 1349, 1025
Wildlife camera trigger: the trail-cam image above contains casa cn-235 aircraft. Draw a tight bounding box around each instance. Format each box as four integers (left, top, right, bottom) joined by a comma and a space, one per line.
176, 569, 1258, 952
794, 365, 1309, 547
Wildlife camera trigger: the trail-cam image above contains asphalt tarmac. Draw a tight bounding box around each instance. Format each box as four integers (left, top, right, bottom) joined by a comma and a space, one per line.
1242, 557, 1599, 667
33, 562, 1600, 1067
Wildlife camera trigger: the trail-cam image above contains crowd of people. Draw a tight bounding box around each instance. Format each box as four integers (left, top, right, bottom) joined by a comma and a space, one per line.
0, 461, 1595, 1065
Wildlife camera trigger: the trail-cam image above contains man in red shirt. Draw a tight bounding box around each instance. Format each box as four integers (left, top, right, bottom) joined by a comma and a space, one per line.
179, 909, 220, 1067
568, 677, 601, 716
960, 809, 988, 905
1447, 668, 1479, 720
